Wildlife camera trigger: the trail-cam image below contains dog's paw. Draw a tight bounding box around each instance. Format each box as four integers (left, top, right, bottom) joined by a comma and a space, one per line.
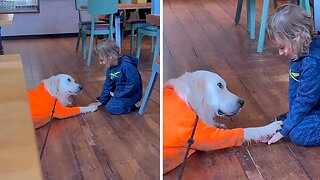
261, 121, 283, 136
213, 123, 227, 129
87, 105, 98, 112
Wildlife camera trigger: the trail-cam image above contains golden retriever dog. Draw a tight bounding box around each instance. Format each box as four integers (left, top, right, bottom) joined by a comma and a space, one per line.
163, 70, 283, 173
28, 74, 98, 129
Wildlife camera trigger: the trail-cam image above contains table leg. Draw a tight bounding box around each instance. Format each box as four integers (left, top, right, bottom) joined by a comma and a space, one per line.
121, 10, 127, 41
0, 26, 3, 55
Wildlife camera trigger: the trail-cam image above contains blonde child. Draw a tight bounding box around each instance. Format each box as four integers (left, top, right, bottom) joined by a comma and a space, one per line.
266, 4, 320, 146
92, 39, 142, 115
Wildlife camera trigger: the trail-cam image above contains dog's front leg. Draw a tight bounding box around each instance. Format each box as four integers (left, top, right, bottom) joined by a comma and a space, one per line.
80, 105, 98, 113
243, 121, 283, 141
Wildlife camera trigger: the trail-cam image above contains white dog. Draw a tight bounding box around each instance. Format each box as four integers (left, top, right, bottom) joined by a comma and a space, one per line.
28, 74, 98, 129
163, 70, 283, 173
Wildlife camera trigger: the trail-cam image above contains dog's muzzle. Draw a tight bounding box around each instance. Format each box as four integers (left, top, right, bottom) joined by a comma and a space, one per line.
218, 99, 245, 116
69, 85, 83, 95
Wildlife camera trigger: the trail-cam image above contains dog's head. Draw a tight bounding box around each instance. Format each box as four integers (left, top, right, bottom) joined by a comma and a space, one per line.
167, 70, 244, 126
43, 74, 83, 106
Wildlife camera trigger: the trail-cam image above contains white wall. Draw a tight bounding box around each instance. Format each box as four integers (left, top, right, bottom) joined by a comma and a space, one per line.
2, 0, 90, 36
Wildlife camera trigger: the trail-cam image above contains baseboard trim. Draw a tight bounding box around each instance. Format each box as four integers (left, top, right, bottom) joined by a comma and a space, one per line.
2, 33, 78, 40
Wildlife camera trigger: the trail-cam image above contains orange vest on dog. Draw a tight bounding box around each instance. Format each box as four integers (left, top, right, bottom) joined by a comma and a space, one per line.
28, 83, 80, 129
163, 86, 244, 173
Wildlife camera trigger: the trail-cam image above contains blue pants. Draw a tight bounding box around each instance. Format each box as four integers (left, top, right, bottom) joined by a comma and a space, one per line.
289, 114, 320, 146
105, 97, 136, 115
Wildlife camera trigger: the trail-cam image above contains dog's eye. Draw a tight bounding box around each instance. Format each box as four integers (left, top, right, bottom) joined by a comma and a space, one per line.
67, 78, 71, 82
217, 82, 223, 89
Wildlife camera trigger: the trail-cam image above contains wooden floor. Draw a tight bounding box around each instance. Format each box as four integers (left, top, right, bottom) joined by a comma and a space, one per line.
164, 0, 320, 179
3, 35, 159, 179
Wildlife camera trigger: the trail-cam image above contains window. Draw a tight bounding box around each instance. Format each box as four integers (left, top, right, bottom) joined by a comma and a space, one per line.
0, 0, 39, 13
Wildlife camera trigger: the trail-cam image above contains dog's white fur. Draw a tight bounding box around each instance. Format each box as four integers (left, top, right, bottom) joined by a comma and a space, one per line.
43, 74, 97, 113
166, 70, 282, 141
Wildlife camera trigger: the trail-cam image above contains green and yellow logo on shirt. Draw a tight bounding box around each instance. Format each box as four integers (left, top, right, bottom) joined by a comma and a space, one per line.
110, 71, 121, 80
289, 70, 300, 82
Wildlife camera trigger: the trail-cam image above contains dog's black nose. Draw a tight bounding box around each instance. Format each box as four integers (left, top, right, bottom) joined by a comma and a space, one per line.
79, 85, 83, 91
238, 99, 245, 107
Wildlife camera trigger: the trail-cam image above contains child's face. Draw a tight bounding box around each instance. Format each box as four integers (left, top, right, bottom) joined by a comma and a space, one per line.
98, 54, 108, 65
272, 38, 303, 60
97, 53, 118, 68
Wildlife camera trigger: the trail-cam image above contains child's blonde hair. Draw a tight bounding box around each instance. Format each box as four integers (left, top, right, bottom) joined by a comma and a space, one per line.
95, 39, 121, 67
266, 4, 315, 54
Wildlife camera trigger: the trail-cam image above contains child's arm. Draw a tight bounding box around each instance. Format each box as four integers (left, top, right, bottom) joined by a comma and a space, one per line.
99, 69, 114, 104
113, 66, 141, 98
281, 58, 320, 136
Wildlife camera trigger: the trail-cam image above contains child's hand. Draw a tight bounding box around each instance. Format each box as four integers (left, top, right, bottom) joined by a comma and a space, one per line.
267, 132, 284, 145
90, 102, 102, 107
110, 92, 114, 97
258, 136, 271, 143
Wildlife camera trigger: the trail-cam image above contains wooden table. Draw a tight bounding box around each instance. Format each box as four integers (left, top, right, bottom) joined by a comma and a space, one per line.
80, 3, 151, 11
0, 54, 42, 180
0, 14, 14, 55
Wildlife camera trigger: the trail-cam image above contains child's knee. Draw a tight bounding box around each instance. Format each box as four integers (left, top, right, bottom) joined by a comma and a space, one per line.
289, 132, 304, 146
289, 129, 313, 147
105, 103, 131, 115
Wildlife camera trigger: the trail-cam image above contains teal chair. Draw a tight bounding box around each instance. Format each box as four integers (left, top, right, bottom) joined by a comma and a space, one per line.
135, 0, 159, 58
129, 20, 149, 55
74, 0, 105, 52
235, 0, 311, 53
139, 25, 160, 115
82, 0, 118, 66
135, 25, 158, 59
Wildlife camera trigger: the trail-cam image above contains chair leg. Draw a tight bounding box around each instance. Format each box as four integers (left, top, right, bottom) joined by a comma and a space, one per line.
76, 29, 81, 52
235, 0, 243, 24
273, 0, 278, 9
82, 32, 87, 59
247, 0, 251, 33
138, 71, 158, 115
300, 0, 311, 15
87, 33, 95, 66
115, 15, 121, 51
95, 36, 98, 45
151, 36, 154, 52
249, 0, 255, 40
257, 0, 270, 53
130, 25, 135, 55
136, 30, 142, 59
153, 29, 160, 64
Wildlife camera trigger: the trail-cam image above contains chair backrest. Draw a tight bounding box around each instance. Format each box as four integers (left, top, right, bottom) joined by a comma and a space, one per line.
75, 0, 87, 11
87, 0, 118, 15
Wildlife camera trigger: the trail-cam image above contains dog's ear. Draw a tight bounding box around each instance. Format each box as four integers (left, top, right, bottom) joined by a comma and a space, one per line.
188, 76, 205, 110
43, 75, 60, 97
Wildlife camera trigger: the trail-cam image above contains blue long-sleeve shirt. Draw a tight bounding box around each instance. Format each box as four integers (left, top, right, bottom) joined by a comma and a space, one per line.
99, 55, 142, 105
281, 36, 320, 136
